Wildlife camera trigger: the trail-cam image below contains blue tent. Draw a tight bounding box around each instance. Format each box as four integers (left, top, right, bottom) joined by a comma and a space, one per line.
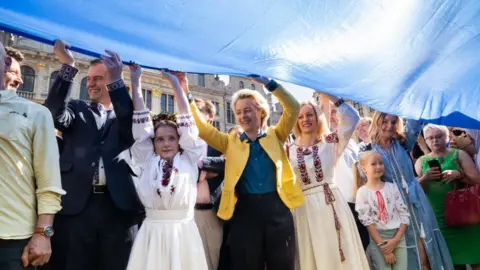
2, 0, 480, 127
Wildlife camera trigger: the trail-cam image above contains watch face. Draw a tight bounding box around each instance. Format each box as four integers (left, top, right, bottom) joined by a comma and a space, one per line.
44, 226, 55, 237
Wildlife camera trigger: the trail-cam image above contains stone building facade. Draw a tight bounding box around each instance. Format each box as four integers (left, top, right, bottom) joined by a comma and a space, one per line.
312, 92, 375, 118
2, 32, 274, 132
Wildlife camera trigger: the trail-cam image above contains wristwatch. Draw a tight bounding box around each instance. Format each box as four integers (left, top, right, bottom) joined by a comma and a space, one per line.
34, 225, 55, 238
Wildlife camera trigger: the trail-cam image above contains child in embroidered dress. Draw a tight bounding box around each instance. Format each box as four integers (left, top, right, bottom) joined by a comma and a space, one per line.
354, 150, 410, 270
125, 65, 208, 270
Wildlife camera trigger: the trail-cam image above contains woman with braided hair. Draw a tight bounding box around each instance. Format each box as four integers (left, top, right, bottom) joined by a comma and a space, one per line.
125, 65, 208, 270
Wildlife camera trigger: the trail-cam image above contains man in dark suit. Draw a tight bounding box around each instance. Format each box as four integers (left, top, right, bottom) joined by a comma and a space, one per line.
43, 40, 141, 270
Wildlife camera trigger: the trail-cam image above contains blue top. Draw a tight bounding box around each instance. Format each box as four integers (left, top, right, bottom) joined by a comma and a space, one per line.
237, 131, 277, 194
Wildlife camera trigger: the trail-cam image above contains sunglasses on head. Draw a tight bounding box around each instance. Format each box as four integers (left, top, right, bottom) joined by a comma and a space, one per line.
452, 129, 466, 136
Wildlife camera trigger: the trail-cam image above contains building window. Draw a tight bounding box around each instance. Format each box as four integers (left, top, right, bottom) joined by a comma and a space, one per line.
161, 93, 175, 113
212, 101, 220, 116
198, 74, 205, 87
19, 66, 35, 92
251, 84, 255, 90
49, 71, 59, 90
213, 121, 221, 130
239, 81, 244, 89
79, 77, 89, 100
142, 89, 152, 109
168, 94, 175, 113
226, 101, 235, 124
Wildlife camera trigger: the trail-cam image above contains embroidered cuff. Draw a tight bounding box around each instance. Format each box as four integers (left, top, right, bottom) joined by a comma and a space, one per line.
133, 110, 151, 124
59, 64, 78, 82
107, 79, 126, 91
334, 98, 345, 107
186, 91, 194, 103
265, 80, 280, 92
325, 132, 339, 143
176, 113, 195, 128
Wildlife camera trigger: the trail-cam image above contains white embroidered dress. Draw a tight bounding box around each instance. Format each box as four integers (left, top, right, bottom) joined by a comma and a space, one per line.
288, 103, 369, 270
127, 110, 208, 270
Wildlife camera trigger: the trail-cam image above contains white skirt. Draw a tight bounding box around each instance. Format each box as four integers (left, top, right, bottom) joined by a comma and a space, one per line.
293, 185, 370, 270
127, 209, 208, 270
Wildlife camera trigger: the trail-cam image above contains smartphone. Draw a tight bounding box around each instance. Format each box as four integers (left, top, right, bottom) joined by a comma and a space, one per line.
427, 159, 442, 181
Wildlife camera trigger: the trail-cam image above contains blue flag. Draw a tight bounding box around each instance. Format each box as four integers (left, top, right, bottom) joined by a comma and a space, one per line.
2, 0, 480, 127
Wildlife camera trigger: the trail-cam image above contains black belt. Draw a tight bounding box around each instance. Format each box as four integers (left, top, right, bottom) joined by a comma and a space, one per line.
195, 203, 214, 210
92, 185, 107, 194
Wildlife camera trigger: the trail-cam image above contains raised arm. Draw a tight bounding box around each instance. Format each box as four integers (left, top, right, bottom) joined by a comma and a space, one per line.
101, 50, 134, 149
43, 40, 78, 132
128, 65, 154, 167
404, 119, 423, 151
174, 73, 228, 153
257, 78, 299, 143
165, 72, 205, 163
326, 94, 360, 159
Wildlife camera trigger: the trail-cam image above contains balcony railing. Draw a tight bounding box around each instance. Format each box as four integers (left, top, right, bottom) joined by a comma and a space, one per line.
17, 90, 35, 100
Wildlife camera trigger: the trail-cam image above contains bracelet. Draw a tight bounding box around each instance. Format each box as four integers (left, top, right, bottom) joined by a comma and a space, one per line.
334, 98, 345, 107
265, 80, 280, 92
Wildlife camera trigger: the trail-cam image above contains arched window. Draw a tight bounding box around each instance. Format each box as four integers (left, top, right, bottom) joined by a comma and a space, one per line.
19, 66, 35, 92
79, 77, 89, 100
239, 81, 244, 89
251, 84, 255, 90
49, 71, 59, 90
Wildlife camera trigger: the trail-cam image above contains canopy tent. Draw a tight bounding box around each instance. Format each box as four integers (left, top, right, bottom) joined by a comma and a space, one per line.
2, 0, 480, 127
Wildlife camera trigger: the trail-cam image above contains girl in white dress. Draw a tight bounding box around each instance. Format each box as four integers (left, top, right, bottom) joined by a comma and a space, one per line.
287, 94, 369, 270
354, 150, 410, 270
126, 66, 208, 270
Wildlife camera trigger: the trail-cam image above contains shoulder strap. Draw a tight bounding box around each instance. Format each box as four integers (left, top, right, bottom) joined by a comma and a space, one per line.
286, 143, 290, 159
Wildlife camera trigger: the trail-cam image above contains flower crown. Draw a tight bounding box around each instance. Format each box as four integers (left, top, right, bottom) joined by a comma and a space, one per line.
151, 112, 177, 124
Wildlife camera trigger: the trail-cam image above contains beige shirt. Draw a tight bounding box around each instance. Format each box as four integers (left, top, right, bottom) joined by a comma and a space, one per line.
0, 90, 65, 239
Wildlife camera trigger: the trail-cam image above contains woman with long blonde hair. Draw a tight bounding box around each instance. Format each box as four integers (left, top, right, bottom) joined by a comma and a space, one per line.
287, 94, 369, 269
359, 112, 452, 270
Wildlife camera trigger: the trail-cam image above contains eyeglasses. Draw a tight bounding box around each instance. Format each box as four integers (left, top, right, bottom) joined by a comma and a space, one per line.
452, 129, 466, 136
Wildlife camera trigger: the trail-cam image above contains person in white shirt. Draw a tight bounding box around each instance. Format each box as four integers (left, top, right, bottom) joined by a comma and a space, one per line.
354, 150, 410, 270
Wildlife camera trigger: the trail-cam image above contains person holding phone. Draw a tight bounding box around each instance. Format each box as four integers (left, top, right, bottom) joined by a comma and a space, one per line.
415, 124, 480, 269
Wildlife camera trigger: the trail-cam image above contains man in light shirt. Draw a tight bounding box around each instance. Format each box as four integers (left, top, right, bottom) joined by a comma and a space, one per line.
0, 42, 65, 269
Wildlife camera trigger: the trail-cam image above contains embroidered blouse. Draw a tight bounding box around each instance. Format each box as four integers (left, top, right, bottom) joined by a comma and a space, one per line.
130, 110, 204, 211
355, 182, 410, 231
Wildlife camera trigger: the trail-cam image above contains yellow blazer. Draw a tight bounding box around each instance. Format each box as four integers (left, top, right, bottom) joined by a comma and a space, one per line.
190, 85, 305, 220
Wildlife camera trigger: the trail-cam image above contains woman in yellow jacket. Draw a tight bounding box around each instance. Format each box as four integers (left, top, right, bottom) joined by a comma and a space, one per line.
176, 73, 304, 270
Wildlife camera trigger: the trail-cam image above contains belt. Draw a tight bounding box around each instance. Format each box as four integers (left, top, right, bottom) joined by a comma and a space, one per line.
195, 203, 214, 210
93, 185, 107, 194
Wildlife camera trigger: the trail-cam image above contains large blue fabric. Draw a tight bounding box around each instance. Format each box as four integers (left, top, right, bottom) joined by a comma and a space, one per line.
1, 0, 480, 127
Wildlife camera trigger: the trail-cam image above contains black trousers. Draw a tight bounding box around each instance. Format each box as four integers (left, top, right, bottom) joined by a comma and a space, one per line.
44, 193, 134, 270
348, 202, 370, 251
217, 221, 231, 270
229, 192, 295, 270
0, 239, 34, 270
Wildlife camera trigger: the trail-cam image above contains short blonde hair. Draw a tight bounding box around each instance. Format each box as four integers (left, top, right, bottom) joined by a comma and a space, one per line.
423, 124, 450, 143
293, 101, 330, 142
232, 89, 270, 127
369, 111, 406, 144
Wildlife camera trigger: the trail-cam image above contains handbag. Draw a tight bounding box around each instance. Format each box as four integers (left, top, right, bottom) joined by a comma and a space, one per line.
445, 183, 480, 227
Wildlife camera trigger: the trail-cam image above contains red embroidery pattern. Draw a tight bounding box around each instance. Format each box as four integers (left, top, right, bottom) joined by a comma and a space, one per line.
156, 160, 176, 197
325, 132, 339, 143
296, 147, 311, 185
312, 145, 324, 182
376, 191, 389, 224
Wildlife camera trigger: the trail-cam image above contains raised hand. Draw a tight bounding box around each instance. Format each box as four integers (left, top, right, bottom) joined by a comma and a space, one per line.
128, 62, 142, 85
53, 40, 75, 66
100, 50, 123, 83
161, 71, 183, 89
249, 75, 270, 85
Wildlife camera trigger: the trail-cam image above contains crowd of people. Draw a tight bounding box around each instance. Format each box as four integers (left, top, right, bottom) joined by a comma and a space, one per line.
1, 37, 480, 270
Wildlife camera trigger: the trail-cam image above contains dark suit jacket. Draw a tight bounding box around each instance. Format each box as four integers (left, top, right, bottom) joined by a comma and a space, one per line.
44, 65, 141, 216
